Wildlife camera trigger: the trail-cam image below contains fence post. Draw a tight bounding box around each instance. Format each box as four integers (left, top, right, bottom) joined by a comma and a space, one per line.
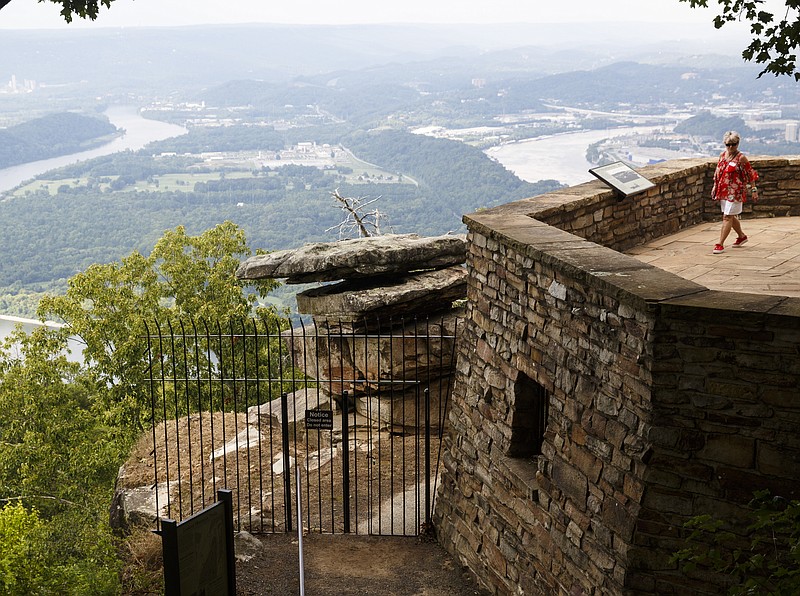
424, 387, 431, 529
342, 390, 351, 533
281, 392, 293, 532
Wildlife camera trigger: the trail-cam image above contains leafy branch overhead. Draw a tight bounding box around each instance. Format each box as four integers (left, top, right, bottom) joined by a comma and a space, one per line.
0, 0, 112, 21
680, 0, 800, 80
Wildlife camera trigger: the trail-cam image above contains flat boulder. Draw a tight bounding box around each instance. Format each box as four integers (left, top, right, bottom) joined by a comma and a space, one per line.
236, 234, 466, 283
247, 388, 333, 431
295, 266, 467, 320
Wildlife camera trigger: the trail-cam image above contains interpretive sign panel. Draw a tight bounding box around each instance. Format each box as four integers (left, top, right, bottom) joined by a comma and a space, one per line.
161, 490, 235, 596
306, 408, 334, 430
589, 161, 655, 198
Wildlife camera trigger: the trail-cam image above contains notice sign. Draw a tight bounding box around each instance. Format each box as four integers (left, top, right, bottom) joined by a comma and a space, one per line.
305, 409, 334, 430
589, 161, 655, 198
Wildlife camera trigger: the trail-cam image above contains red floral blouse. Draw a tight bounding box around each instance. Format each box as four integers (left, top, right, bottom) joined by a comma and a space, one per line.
712, 151, 758, 203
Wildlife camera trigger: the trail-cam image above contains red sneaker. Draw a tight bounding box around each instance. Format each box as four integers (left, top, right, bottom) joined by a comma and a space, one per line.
732, 235, 748, 247
713, 244, 724, 254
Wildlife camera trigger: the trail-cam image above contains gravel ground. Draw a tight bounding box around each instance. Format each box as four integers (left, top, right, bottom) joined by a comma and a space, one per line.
236, 532, 489, 596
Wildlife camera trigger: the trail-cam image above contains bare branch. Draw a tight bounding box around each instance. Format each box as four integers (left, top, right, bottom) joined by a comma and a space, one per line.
326, 189, 389, 240
331, 189, 372, 237
0, 494, 77, 507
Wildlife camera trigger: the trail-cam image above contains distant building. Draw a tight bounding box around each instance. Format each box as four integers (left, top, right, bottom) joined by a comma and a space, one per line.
786, 122, 799, 143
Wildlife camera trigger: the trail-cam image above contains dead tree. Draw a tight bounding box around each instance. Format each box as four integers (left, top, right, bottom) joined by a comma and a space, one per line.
326, 189, 388, 239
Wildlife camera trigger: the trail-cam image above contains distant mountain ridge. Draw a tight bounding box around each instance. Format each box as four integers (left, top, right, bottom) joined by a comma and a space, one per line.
0, 22, 747, 94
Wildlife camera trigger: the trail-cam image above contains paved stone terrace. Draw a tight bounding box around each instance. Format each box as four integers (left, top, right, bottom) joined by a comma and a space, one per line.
627, 215, 800, 298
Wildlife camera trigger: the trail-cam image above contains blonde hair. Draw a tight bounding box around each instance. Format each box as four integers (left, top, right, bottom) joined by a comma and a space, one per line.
723, 131, 740, 145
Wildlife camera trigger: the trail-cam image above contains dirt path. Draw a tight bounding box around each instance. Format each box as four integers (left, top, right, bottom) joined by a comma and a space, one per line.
236, 533, 489, 595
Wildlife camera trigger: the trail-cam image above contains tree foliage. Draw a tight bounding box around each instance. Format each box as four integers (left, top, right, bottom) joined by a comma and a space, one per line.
0, 328, 122, 509
37, 222, 281, 429
680, 0, 800, 80
0, 502, 118, 595
0, 0, 113, 22
0, 328, 123, 594
0, 223, 284, 591
672, 490, 800, 594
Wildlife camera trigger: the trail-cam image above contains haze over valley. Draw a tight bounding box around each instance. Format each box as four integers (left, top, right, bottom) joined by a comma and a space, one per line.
2, 22, 800, 318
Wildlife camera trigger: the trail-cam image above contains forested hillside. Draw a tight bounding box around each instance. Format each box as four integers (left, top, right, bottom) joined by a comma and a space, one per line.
0, 128, 560, 314
343, 129, 560, 212
144, 124, 286, 154
0, 112, 119, 169
483, 61, 800, 110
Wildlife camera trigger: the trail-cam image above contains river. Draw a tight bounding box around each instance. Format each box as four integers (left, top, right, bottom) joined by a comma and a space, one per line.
0, 315, 83, 362
0, 106, 187, 193
1, 120, 658, 345
486, 126, 665, 186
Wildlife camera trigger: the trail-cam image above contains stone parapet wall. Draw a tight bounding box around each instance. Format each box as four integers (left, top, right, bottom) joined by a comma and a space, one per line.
476, 157, 800, 254
433, 157, 800, 595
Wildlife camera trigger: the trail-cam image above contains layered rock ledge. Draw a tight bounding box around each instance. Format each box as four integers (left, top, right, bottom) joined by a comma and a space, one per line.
236, 233, 466, 284
295, 266, 467, 321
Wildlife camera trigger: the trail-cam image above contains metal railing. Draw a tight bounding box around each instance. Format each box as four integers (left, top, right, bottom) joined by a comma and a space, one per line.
143, 315, 459, 536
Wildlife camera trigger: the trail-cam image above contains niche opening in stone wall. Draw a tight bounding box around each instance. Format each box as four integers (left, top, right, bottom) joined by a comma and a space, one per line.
508, 372, 549, 458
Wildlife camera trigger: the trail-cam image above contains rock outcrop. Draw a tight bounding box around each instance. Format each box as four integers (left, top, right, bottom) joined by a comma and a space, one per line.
236, 233, 466, 284
237, 234, 466, 433
113, 235, 466, 533
295, 266, 467, 325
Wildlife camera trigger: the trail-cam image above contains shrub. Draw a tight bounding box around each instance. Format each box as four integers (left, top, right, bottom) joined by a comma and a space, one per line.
0, 503, 121, 595
672, 490, 800, 595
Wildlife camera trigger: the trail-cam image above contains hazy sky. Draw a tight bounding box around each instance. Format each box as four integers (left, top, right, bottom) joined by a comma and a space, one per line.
0, 0, 723, 29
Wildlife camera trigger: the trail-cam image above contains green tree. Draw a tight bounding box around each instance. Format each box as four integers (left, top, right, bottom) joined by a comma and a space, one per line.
680, 0, 800, 80
0, 328, 123, 511
0, 0, 113, 22
0, 328, 123, 594
0, 503, 51, 595
0, 223, 287, 592
37, 221, 282, 429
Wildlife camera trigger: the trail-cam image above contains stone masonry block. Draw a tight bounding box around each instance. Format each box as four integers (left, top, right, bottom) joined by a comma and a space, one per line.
699, 434, 755, 468
758, 442, 800, 478
552, 457, 588, 505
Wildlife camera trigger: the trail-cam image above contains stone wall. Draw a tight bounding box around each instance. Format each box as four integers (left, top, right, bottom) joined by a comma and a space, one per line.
433, 156, 800, 595
481, 157, 800, 253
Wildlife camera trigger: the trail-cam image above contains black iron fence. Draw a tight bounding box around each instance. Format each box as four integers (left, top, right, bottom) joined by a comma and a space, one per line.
143, 315, 459, 537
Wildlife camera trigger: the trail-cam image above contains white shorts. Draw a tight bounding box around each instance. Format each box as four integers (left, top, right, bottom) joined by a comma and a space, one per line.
721, 200, 743, 216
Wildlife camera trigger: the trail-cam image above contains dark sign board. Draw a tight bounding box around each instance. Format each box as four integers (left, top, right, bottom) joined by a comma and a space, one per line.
589, 161, 655, 198
306, 408, 334, 430
161, 490, 235, 596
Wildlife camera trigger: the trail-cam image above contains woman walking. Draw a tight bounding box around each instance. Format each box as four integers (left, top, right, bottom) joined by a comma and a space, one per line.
711, 131, 759, 254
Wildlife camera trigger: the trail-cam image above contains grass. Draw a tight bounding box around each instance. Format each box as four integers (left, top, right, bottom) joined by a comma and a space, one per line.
117, 527, 164, 595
